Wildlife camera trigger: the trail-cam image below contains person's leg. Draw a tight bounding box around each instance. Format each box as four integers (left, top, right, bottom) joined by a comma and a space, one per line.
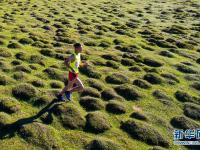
59, 78, 77, 95
69, 78, 84, 93
59, 85, 68, 95
58, 71, 76, 96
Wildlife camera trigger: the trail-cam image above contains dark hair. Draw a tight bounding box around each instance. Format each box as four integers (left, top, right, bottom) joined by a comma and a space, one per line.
73, 43, 81, 48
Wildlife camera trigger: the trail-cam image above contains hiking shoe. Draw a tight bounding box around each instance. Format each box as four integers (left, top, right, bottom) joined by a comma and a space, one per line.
56, 94, 65, 102
65, 91, 71, 101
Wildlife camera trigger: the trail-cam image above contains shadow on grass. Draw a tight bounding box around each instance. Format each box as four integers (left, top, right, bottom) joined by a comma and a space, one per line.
0, 98, 62, 139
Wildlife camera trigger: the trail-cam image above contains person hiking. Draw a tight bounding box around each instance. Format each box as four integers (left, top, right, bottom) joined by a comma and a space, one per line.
56, 43, 87, 101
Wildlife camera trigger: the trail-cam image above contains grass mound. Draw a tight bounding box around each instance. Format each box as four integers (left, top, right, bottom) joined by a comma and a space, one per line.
40, 48, 55, 57
184, 103, 200, 120
13, 65, 32, 73
43, 67, 65, 81
121, 58, 135, 66
106, 100, 126, 114
18, 122, 61, 150
105, 73, 129, 84
130, 112, 148, 121
11, 60, 21, 65
129, 66, 142, 72
79, 96, 104, 111
15, 52, 28, 61
101, 54, 120, 62
0, 112, 11, 129
85, 138, 121, 150
85, 111, 111, 133
0, 74, 14, 85
7, 41, 22, 49
53, 104, 86, 130
12, 71, 26, 80
81, 87, 101, 98
12, 83, 37, 101
79, 65, 101, 79
159, 50, 174, 58
190, 82, 200, 91
160, 73, 180, 83
133, 79, 151, 89
31, 79, 45, 87
121, 119, 169, 148
106, 60, 119, 69
152, 90, 172, 105
86, 79, 104, 91
148, 146, 166, 150
174, 90, 199, 104
143, 73, 163, 84
19, 37, 34, 45
101, 88, 120, 101
170, 116, 200, 130
33, 95, 52, 107
114, 85, 142, 101
143, 58, 163, 67
163, 25, 186, 34
0, 61, 11, 72
196, 58, 200, 64
175, 64, 198, 74
29, 54, 44, 65
0, 49, 12, 58
50, 80, 63, 88
0, 97, 20, 114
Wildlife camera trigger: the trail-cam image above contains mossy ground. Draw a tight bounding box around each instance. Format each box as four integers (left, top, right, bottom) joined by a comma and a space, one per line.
0, 0, 200, 149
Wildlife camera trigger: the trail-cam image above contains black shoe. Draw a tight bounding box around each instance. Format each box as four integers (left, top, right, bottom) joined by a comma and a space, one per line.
56, 94, 65, 102
64, 91, 71, 101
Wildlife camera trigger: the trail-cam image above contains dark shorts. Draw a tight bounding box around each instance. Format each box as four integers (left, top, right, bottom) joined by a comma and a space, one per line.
68, 71, 78, 81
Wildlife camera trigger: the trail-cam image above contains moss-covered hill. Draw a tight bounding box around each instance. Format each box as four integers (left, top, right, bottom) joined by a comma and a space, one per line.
0, 0, 200, 149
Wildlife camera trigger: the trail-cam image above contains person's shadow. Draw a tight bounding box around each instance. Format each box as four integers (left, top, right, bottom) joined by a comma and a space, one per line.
0, 98, 62, 139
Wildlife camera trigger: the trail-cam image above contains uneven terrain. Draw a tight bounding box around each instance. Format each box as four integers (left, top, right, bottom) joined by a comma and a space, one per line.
0, 0, 200, 150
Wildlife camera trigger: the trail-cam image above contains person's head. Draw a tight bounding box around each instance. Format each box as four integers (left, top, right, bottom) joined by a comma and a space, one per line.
73, 43, 82, 53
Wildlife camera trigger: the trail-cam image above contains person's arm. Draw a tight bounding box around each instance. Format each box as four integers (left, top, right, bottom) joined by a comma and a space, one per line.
79, 60, 89, 68
64, 54, 76, 72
